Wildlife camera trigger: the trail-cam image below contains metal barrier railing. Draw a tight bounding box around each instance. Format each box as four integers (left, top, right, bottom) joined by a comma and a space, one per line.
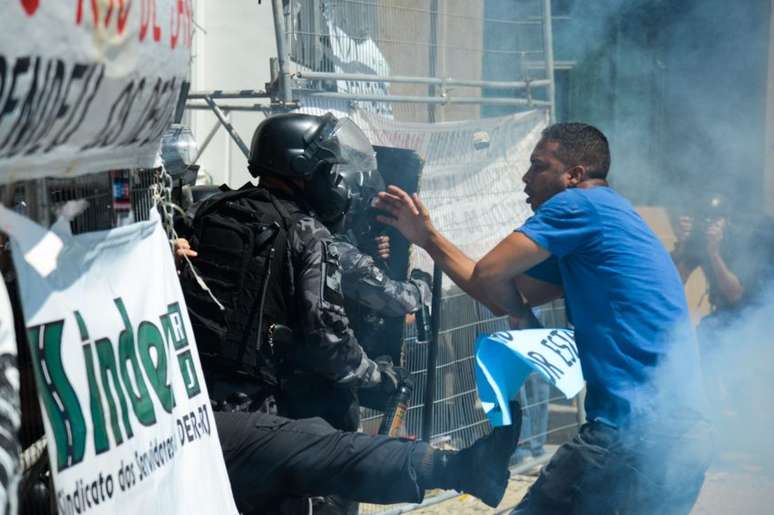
185, 0, 557, 147
360, 294, 577, 514
31, 169, 158, 234
283, 0, 553, 111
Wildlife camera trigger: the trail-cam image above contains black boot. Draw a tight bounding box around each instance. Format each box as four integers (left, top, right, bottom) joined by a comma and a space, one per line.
418, 401, 523, 508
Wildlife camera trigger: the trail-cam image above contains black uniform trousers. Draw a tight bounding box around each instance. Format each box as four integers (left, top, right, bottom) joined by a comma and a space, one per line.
215, 410, 425, 514
278, 373, 361, 432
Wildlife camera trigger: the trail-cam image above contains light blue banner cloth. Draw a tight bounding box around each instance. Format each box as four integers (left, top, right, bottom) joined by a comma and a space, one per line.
475, 329, 583, 427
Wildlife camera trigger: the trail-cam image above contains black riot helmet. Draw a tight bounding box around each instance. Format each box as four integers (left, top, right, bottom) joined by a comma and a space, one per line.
248, 112, 377, 229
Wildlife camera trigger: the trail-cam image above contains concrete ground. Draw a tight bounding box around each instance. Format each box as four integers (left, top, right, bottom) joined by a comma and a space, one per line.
388, 450, 774, 515
410, 473, 534, 515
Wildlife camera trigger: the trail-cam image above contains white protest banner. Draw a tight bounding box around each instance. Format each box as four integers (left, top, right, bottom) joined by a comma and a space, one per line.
349, 109, 547, 288
0, 277, 20, 515
0, 1, 192, 184
325, 20, 393, 117
0, 206, 237, 515
475, 329, 583, 427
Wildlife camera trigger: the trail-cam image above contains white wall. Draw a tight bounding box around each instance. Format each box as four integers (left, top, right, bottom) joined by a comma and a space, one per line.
189, 0, 276, 187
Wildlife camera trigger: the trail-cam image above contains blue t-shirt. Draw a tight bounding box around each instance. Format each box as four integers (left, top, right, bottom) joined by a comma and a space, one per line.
518, 187, 704, 426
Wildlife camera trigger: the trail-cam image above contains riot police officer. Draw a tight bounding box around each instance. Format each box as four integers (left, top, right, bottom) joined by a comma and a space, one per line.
332, 165, 431, 360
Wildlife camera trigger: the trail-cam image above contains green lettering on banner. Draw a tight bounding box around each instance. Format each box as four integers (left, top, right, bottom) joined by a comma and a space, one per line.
114, 298, 157, 426
176, 350, 201, 398
161, 302, 202, 399
96, 337, 133, 444
137, 321, 175, 413
27, 321, 86, 472
160, 302, 189, 350
75, 311, 110, 456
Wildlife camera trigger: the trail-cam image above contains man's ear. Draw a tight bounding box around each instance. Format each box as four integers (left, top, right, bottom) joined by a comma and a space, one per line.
566, 166, 586, 186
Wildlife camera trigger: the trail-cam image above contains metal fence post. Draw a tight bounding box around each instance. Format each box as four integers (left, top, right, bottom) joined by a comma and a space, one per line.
25, 179, 50, 226
202, 97, 250, 158
271, 0, 293, 105
421, 0, 442, 444
421, 265, 442, 443
542, 0, 556, 122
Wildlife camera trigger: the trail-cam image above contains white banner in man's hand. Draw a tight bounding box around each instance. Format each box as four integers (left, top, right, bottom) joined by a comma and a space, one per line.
476, 329, 583, 427
0, 207, 237, 515
0, 1, 192, 183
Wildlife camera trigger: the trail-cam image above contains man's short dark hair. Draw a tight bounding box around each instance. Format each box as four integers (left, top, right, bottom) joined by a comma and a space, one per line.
541, 123, 611, 179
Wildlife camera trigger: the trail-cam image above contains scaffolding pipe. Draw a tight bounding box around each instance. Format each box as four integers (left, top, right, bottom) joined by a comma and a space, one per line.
295, 71, 551, 90
296, 91, 551, 107
422, 0, 441, 444
186, 103, 276, 112
202, 97, 250, 158
188, 90, 270, 100
271, 0, 293, 104
422, 265, 443, 443
542, 0, 557, 122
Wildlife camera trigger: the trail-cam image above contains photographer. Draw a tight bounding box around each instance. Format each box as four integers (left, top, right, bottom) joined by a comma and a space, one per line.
672, 195, 774, 412
671, 194, 746, 315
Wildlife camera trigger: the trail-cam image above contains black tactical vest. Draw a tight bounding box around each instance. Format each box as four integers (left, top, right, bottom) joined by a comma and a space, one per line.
180, 185, 302, 389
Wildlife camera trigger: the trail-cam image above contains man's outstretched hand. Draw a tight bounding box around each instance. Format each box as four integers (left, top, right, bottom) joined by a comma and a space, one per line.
375, 186, 435, 248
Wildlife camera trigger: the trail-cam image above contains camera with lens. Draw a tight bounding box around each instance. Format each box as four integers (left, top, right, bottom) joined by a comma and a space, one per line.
682, 193, 728, 259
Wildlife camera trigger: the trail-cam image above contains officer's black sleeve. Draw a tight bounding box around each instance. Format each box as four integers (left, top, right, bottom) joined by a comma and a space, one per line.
291, 218, 377, 386
333, 238, 430, 317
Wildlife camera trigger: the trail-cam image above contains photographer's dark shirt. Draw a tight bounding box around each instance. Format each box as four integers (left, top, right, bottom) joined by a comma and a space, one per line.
702, 219, 773, 312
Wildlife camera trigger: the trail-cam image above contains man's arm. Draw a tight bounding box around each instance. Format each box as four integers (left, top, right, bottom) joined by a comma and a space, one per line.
704, 253, 744, 305
670, 215, 699, 283
376, 186, 552, 317
514, 274, 564, 306
470, 232, 551, 315
334, 238, 429, 317
702, 219, 744, 305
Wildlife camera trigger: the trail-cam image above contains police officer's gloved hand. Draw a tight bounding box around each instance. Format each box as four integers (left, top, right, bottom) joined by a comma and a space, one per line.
409, 269, 432, 291
364, 355, 407, 395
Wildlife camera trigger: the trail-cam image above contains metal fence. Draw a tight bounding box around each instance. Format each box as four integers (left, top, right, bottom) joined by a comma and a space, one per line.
186, 1, 555, 119
284, 0, 554, 120
360, 292, 576, 514
5, 169, 158, 233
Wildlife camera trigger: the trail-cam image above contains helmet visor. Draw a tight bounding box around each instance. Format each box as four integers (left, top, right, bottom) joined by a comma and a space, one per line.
317, 117, 377, 172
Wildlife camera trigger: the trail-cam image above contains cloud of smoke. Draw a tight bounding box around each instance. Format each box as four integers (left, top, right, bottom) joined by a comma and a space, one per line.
481, 0, 774, 509
699, 282, 774, 464
642, 275, 774, 512
543, 0, 771, 212
582, 3, 774, 510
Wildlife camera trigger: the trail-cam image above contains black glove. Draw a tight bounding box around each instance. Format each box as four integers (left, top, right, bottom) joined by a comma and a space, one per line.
409, 268, 432, 291
365, 356, 408, 394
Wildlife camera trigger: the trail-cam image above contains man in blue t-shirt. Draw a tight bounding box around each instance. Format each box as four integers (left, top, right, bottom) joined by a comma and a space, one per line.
375, 123, 712, 514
